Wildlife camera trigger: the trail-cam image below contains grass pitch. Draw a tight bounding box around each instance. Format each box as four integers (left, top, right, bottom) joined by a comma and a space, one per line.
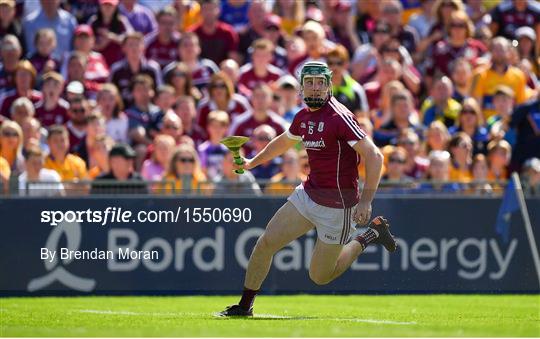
1, 295, 539, 337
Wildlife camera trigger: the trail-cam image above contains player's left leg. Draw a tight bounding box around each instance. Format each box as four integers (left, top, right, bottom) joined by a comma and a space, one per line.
309, 216, 397, 285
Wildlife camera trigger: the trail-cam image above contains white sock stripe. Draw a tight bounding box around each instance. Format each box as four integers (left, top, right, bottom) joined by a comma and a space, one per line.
329, 99, 365, 140
371, 228, 380, 238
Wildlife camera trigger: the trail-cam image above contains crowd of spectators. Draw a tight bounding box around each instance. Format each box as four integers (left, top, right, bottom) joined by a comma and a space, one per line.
0, 0, 539, 196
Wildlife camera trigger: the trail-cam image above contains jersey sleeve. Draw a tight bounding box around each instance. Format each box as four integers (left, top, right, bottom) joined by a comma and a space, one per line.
286, 110, 303, 141
334, 109, 367, 147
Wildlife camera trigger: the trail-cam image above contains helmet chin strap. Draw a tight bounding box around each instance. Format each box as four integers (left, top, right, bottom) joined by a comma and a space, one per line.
302, 85, 332, 109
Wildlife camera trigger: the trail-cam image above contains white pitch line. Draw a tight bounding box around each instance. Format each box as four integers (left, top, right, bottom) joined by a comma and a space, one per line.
80, 309, 417, 325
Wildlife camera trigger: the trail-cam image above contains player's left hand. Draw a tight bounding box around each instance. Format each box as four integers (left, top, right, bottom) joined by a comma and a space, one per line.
353, 201, 372, 226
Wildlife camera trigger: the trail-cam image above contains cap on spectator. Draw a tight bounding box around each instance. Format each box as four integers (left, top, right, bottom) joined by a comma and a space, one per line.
109, 143, 136, 159
99, 0, 119, 5
334, 1, 352, 12
494, 84, 515, 98
0, 0, 15, 7
265, 14, 282, 29
523, 158, 540, 173
515, 26, 536, 41
276, 74, 300, 90
74, 25, 94, 37
66, 81, 84, 95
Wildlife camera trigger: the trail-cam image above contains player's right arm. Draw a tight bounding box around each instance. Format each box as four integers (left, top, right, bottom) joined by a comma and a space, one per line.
234, 132, 299, 171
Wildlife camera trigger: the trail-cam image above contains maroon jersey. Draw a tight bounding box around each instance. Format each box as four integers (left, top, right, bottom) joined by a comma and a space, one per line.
196, 93, 251, 130
229, 110, 287, 138
163, 59, 219, 91
426, 39, 487, 76
88, 14, 133, 66
35, 98, 69, 127
489, 1, 540, 40
189, 21, 239, 64
145, 31, 181, 69
288, 97, 366, 208
28, 53, 60, 75
363, 81, 382, 111
237, 63, 283, 96
66, 121, 86, 151
108, 58, 162, 107
0, 90, 42, 118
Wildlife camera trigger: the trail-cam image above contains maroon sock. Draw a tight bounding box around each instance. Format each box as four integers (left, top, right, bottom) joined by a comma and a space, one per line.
239, 287, 259, 310
355, 228, 379, 250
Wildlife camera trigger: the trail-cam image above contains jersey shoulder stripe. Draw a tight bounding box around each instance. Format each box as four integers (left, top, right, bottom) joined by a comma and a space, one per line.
329, 98, 366, 140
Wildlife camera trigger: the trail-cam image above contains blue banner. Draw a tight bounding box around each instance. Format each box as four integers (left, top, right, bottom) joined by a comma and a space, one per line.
0, 196, 539, 295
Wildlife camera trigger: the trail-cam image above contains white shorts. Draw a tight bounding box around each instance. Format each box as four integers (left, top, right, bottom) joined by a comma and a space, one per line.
287, 184, 356, 245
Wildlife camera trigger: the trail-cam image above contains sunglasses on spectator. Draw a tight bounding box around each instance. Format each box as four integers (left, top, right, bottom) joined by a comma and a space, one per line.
211, 83, 227, 89
450, 22, 467, 28
382, 47, 400, 54
71, 108, 86, 114
327, 60, 344, 66
389, 157, 406, 164
1, 130, 18, 137
177, 157, 195, 163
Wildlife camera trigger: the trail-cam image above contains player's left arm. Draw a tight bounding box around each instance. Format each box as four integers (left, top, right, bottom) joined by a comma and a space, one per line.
352, 137, 383, 204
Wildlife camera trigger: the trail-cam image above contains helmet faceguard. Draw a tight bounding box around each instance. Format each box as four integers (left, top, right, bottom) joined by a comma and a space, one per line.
300, 61, 332, 109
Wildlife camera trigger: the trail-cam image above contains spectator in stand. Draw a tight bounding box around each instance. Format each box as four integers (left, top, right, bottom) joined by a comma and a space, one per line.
44, 124, 87, 181
162, 143, 209, 194
90, 143, 149, 194
172, 0, 201, 32
377, 37, 421, 95
396, 128, 429, 179
229, 83, 286, 152
473, 37, 528, 121
87, 134, 113, 179
0, 0, 21, 41
154, 85, 176, 116
381, 145, 415, 185
73, 112, 106, 168
175, 95, 207, 146
125, 74, 163, 162
156, 113, 183, 145
21, 117, 48, 155
425, 10, 487, 81
164, 32, 219, 92
488, 86, 517, 146
521, 157, 540, 196
238, 0, 268, 61
28, 28, 60, 76
372, 80, 406, 129
255, 14, 288, 70
363, 59, 403, 112
109, 32, 162, 108
469, 153, 493, 195
420, 76, 461, 127
417, 150, 463, 193
119, 0, 157, 36
18, 146, 64, 197
35, 71, 69, 127
450, 57, 473, 104
219, 58, 240, 91
289, 20, 332, 76
265, 149, 306, 196
508, 92, 540, 172
0, 35, 22, 96
9, 97, 35, 127
88, 0, 133, 67
238, 38, 283, 97
448, 132, 473, 182
220, 0, 250, 33
0, 60, 42, 119
408, 0, 436, 40
141, 134, 175, 181
374, 90, 422, 147
96, 83, 129, 143
64, 52, 101, 100
514, 27, 540, 79
271, 0, 304, 36
329, 2, 362, 56
275, 74, 302, 123
62, 25, 110, 84
189, 0, 239, 65
424, 120, 451, 155
487, 139, 512, 182
285, 35, 306, 68
353, 0, 382, 44
351, 21, 392, 84
196, 72, 251, 130
326, 44, 368, 116
248, 124, 281, 181
144, 6, 181, 69
22, 0, 77, 59
164, 62, 203, 102
213, 149, 262, 196
65, 96, 89, 152
449, 97, 489, 155
0, 154, 9, 193
379, 0, 418, 54
488, 0, 540, 45
0, 120, 24, 175
198, 110, 229, 178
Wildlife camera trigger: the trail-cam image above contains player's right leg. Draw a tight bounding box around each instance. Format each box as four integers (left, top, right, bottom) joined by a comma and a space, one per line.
219, 201, 314, 316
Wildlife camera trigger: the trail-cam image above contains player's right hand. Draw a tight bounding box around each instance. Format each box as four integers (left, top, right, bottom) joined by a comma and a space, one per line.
233, 158, 253, 172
